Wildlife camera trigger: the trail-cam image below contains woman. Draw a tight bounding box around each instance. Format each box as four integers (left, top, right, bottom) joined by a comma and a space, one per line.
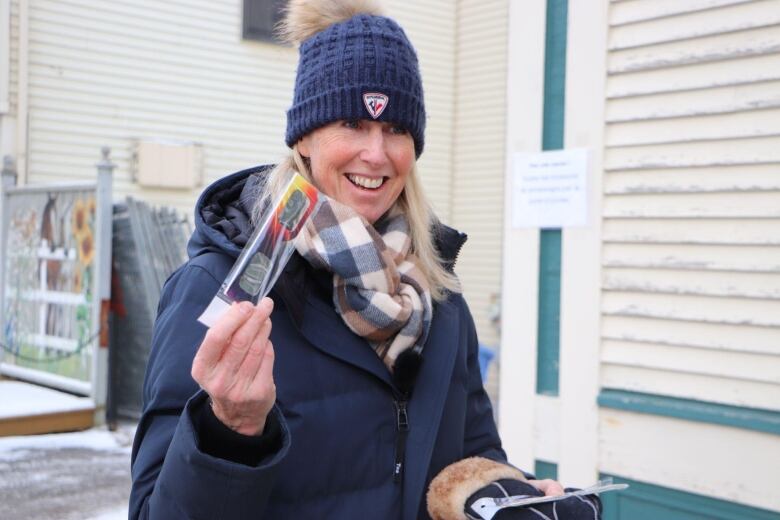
129, 1, 602, 518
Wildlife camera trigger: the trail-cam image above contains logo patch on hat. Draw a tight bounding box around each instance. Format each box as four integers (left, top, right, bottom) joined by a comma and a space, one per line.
363, 92, 389, 119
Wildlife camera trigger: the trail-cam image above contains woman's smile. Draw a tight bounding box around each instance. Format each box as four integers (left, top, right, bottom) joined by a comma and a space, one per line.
345, 173, 386, 190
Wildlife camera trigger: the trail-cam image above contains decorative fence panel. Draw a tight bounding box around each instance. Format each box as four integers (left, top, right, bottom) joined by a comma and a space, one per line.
0, 151, 113, 403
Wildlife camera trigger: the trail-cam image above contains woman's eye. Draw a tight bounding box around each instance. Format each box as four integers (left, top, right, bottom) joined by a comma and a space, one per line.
390, 125, 408, 135
343, 120, 360, 129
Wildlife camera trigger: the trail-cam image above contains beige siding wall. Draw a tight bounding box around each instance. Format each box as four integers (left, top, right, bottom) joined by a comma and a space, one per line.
602, 0, 780, 410
24, 0, 295, 211
8, 0, 18, 116
388, 0, 456, 219
451, 0, 509, 349
17, 0, 455, 217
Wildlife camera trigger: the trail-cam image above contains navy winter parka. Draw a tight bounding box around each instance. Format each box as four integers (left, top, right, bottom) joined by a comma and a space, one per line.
129, 166, 513, 520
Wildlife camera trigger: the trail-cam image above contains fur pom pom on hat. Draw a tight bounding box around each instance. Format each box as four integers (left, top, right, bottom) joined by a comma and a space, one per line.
278, 0, 385, 45
282, 0, 427, 157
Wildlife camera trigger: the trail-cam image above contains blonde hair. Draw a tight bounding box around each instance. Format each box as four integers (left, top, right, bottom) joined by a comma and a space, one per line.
252, 148, 461, 301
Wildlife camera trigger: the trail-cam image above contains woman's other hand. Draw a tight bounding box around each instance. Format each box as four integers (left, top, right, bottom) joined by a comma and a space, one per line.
527, 478, 565, 496
191, 297, 276, 436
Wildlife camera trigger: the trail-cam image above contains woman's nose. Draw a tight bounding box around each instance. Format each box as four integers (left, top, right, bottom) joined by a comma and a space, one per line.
359, 127, 389, 167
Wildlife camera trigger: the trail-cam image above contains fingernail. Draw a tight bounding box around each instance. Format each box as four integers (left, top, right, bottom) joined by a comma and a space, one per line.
262, 297, 274, 313
238, 301, 253, 315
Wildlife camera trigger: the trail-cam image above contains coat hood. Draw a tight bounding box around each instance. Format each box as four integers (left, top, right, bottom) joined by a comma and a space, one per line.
188, 165, 467, 267
188, 165, 272, 260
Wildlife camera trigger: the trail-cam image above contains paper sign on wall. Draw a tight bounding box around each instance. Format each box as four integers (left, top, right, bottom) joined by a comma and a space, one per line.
512, 148, 589, 228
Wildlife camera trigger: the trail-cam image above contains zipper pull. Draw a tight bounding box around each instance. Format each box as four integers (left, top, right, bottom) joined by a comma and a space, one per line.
394, 400, 409, 483
396, 400, 409, 431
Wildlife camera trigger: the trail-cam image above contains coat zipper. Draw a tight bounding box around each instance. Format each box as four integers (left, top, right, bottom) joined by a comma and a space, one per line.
393, 398, 409, 483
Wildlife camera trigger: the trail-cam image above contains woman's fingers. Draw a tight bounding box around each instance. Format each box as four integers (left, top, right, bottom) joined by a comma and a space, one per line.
219, 298, 274, 373
192, 301, 254, 380
234, 317, 273, 386
528, 479, 565, 497
248, 339, 276, 397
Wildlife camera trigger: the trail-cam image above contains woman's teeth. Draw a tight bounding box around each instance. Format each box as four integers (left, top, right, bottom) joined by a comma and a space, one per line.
347, 174, 384, 189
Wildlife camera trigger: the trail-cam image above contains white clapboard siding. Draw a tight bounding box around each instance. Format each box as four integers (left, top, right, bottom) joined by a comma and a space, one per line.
21, 0, 456, 217
603, 291, 780, 329
601, 365, 780, 410
606, 80, 780, 123
606, 108, 780, 149
8, 0, 18, 116
606, 50, 780, 99
450, 0, 508, 352
603, 191, 780, 218
602, 315, 780, 356
604, 164, 780, 196
603, 218, 780, 245
604, 137, 780, 171
601, 0, 780, 411
603, 268, 780, 300
602, 340, 780, 384
609, 0, 780, 51
603, 242, 780, 272
609, 0, 758, 26
609, 24, 780, 74
600, 409, 780, 512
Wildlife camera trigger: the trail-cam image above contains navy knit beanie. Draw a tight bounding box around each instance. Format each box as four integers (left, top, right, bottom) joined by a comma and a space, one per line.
285, 11, 426, 157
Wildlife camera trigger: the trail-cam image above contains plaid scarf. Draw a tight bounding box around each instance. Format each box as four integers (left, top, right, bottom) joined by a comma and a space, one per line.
294, 197, 432, 372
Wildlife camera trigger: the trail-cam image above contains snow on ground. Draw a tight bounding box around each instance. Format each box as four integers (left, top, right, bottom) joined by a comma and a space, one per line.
0, 426, 131, 454
86, 505, 130, 520
0, 423, 136, 520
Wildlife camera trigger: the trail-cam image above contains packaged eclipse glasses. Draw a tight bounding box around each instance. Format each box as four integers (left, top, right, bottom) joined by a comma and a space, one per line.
198, 172, 321, 327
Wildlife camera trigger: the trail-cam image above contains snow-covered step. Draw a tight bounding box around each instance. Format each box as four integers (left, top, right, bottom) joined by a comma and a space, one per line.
0, 380, 94, 437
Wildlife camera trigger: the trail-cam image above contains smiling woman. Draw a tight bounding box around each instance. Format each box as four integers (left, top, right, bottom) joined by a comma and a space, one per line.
128, 0, 599, 519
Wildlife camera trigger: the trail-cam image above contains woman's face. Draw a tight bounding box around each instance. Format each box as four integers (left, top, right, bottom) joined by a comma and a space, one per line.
298, 119, 415, 223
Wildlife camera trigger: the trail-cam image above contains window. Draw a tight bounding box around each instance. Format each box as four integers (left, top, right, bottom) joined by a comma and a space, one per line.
243, 0, 287, 43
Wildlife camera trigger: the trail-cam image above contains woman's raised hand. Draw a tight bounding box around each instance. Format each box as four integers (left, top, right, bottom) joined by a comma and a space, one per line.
191, 298, 276, 436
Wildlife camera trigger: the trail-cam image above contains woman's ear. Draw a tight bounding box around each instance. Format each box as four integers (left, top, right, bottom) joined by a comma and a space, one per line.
297, 137, 310, 158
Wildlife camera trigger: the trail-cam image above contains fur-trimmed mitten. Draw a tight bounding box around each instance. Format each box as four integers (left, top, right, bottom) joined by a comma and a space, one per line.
464, 479, 601, 520
427, 457, 601, 520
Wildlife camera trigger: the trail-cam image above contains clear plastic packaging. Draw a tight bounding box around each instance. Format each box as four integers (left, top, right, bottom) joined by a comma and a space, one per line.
198, 171, 321, 327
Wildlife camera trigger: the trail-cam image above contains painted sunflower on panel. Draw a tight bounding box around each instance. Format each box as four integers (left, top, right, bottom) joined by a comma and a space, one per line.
77, 229, 95, 267
71, 199, 89, 239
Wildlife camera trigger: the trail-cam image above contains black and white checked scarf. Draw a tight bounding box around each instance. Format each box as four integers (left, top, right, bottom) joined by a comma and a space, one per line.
294, 197, 432, 372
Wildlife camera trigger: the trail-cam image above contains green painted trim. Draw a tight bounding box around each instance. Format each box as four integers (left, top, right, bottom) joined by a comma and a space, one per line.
542, 0, 568, 151
536, 229, 561, 395
536, 0, 568, 396
601, 474, 780, 520
599, 389, 780, 436
534, 460, 558, 480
